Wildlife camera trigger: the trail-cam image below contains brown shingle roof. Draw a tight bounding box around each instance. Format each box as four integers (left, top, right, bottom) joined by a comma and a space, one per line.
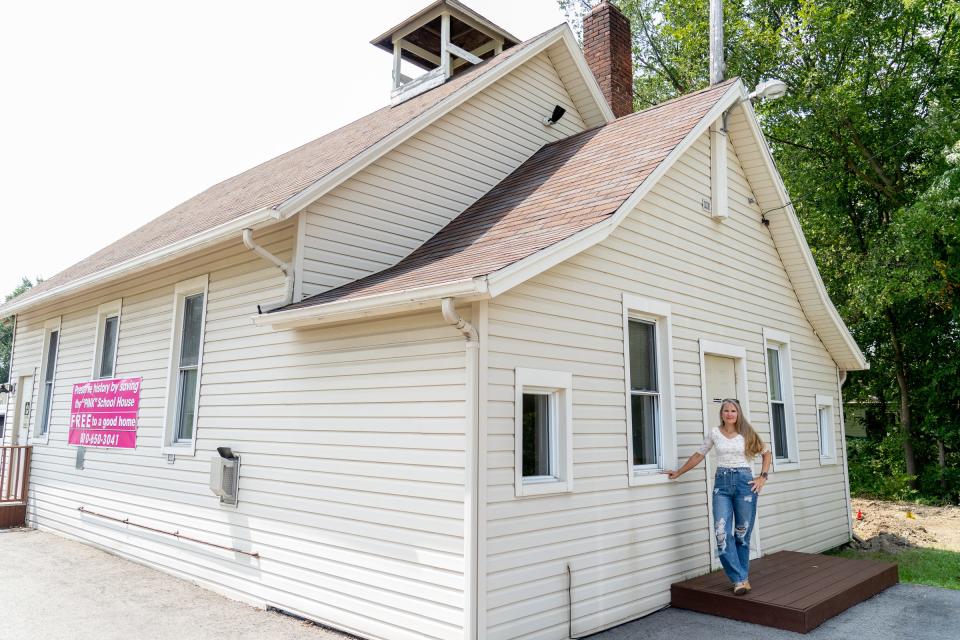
8, 27, 553, 310
281, 80, 736, 311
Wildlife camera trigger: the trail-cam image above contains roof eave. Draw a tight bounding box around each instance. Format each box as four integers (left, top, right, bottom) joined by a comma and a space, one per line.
736, 93, 869, 371
253, 277, 490, 330
0, 207, 282, 318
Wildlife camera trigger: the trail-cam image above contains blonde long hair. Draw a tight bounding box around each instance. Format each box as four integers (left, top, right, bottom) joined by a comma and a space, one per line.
719, 399, 766, 458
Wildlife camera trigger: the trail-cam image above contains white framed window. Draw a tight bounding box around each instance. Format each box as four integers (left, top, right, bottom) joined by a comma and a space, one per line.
162, 275, 208, 456
623, 294, 676, 485
36, 316, 62, 442
92, 299, 122, 379
763, 328, 799, 470
816, 394, 837, 465
514, 368, 573, 497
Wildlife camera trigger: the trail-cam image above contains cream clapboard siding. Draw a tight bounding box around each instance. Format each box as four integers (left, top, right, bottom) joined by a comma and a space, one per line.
298, 51, 589, 298
10, 220, 470, 640
483, 131, 849, 640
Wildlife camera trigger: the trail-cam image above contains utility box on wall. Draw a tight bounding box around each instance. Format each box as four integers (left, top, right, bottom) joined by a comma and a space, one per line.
209, 447, 240, 506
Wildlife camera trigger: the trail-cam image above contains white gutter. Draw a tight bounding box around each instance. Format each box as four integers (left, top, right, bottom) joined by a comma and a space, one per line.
441, 298, 480, 640
3, 313, 15, 385
0, 207, 282, 317
253, 277, 489, 329
242, 229, 294, 306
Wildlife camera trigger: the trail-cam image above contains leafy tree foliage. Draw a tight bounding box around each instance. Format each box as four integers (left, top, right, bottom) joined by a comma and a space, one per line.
561, 0, 960, 499
1, 278, 35, 384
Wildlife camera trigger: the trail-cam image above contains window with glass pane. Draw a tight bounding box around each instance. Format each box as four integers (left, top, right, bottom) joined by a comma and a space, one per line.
629, 319, 660, 466
522, 393, 553, 477
767, 347, 788, 459
174, 293, 204, 441
39, 330, 59, 435
818, 406, 831, 457
97, 315, 119, 378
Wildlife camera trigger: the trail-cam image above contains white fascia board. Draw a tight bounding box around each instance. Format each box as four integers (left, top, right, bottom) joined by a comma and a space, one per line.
0, 207, 282, 317
737, 96, 868, 371
253, 277, 489, 329
273, 24, 603, 219
486, 82, 744, 298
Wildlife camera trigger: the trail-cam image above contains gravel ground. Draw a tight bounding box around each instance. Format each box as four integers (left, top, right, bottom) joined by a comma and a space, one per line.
0, 528, 353, 640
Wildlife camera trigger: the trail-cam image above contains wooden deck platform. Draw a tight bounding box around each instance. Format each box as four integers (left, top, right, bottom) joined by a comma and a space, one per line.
670, 550, 898, 633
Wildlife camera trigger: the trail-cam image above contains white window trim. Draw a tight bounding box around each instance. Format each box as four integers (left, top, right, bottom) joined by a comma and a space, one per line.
161, 275, 209, 457
816, 394, 837, 465
34, 316, 62, 444
623, 294, 677, 486
514, 368, 573, 497
91, 299, 122, 380
763, 328, 799, 471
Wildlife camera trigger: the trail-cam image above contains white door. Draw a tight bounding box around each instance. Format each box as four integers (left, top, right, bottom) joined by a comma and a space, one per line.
702, 355, 761, 567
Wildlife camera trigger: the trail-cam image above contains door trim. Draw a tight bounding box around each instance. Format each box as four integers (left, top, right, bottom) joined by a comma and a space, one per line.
698, 340, 762, 569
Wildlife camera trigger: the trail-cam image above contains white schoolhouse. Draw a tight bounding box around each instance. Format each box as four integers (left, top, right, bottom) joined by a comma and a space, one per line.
1, 2, 866, 639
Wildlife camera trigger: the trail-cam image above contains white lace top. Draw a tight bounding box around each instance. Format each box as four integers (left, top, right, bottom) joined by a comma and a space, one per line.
697, 427, 770, 468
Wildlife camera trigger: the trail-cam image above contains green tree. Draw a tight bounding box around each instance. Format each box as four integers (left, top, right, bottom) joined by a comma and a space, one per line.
561, 0, 960, 497
1, 278, 35, 383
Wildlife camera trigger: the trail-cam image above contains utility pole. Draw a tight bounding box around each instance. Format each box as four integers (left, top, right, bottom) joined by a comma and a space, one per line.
709, 0, 724, 84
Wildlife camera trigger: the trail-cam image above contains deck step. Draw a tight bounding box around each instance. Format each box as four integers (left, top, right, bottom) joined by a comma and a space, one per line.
670, 550, 898, 633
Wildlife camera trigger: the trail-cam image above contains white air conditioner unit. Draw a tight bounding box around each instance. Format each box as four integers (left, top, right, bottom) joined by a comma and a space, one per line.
210, 447, 240, 505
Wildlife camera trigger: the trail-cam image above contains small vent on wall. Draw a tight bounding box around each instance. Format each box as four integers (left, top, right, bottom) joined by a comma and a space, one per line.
702, 198, 712, 212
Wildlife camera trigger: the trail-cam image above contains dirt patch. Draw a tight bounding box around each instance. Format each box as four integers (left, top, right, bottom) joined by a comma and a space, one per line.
850, 498, 960, 553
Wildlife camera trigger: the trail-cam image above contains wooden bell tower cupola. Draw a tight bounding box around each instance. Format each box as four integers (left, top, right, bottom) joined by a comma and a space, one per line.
371, 0, 519, 105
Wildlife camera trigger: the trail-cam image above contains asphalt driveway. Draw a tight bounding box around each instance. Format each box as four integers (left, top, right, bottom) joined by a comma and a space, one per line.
590, 582, 960, 640
0, 528, 349, 640
3, 528, 956, 640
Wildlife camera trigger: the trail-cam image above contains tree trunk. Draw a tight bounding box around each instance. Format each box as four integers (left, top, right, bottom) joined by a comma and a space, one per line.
938, 438, 947, 491
885, 309, 918, 485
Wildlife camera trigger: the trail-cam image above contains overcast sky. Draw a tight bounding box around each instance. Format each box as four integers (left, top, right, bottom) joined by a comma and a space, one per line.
0, 0, 570, 298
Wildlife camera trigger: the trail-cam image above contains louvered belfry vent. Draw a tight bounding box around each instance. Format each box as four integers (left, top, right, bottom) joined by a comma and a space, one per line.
371, 0, 520, 105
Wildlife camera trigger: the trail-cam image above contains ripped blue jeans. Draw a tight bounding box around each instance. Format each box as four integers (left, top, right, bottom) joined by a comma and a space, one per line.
713, 467, 757, 584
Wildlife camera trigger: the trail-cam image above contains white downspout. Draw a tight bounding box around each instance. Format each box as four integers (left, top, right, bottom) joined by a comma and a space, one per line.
837, 367, 854, 542
242, 228, 294, 305
3, 313, 17, 445
441, 298, 479, 640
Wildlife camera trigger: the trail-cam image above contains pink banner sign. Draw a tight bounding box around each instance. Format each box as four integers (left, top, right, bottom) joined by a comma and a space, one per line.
68, 377, 143, 449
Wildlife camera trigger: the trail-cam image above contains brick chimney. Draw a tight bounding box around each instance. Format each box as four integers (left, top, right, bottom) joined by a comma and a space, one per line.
582, 1, 633, 118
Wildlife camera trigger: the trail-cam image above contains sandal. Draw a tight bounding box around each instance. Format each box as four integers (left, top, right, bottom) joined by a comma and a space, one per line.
733, 581, 749, 595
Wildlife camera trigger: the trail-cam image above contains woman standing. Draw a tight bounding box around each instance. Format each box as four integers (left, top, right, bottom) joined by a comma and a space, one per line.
663, 399, 772, 595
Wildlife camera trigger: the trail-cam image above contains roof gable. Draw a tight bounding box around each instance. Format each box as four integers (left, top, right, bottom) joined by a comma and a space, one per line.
279, 80, 737, 312
262, 79, 867, 371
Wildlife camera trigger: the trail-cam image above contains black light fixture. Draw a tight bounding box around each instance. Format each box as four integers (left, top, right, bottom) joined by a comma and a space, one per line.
543, 104, 566, 126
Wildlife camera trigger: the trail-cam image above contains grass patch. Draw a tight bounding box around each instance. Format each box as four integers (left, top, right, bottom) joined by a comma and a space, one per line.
826, 546, 960, 590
